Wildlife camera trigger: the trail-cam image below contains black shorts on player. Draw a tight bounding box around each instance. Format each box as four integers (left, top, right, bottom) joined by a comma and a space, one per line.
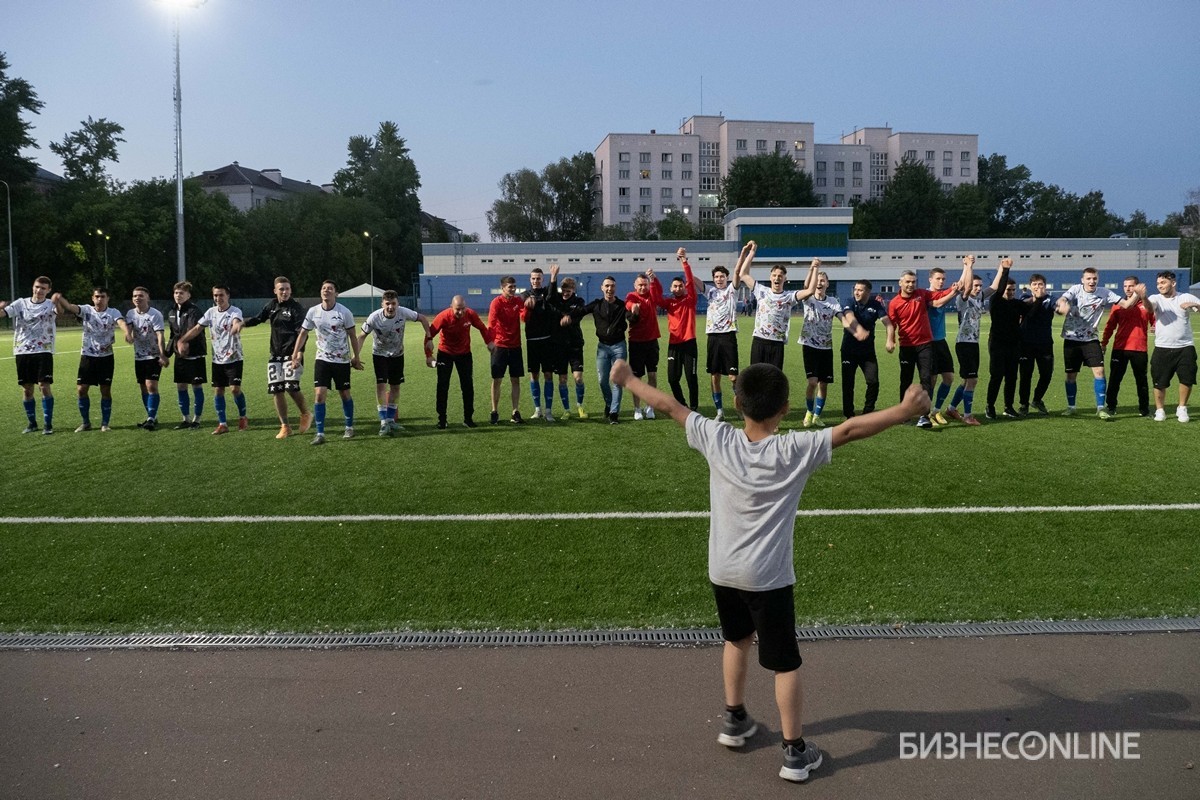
491, 346, 525, 379
706, 332, 739, 377
749, 337, 785, 370
211, 360, 244, 389
711, 583, 801, 672
373, 354, 406, 386
931, 339, 954, 374
955, 342, 980, 380
173, 357, 207, 386
134, 359, 161, 384
526, 338, 555, 374
77, 354, 115, 386
15, 352, 54, 385
628, 340, 660, 378
313, 360, 352, 391
1063, 339, 1104, 372
802, 345, 834, 383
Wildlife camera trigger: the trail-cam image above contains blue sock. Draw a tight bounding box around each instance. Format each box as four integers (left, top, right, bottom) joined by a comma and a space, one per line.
935, 382, 951, 410
193, 387, 205, 420
140, 390, 149, 414
177, 388, 190, 418
388, 405, 397, 420
378, 404, 389, 421
963, 389, 975, 416
1066, 381, 1078, 407
42, 396, 54, 428
147, 393, 160, 420
544, 380, 555, 409
713, 391, 723, 411
100, 398, 112, 426
79, 396, 91, 425
950, 385, 964, 409
559, 383, 570, 409
234, 392, 246, 419
314, 402, 326, 434
1094, 377, 1107, 409
214, 395, 227, 424
814, 396, 825, 417
806, 397, 814, 414
530, 380, 542, 408
23, 398, 36, 424
342, 397, 354, 427
575, 382, 585, 405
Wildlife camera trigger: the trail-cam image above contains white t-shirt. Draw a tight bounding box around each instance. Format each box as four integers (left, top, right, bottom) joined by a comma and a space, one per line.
686, 414, 833, 592
199, 304, 244, 364
1059, 284, 1122, 342
302, 302, 356, 364
799, 294, 843, 350
955, 294, 987, 344
126, 307, 166, 361
3, 297, 57, 355
361, 306, 420, 357
78, 305, 124, 357
751, 284, 800, 343
1146, 293, 1200, 349
703, 283, 738, 334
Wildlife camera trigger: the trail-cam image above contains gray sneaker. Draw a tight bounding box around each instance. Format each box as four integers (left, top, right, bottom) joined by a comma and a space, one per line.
780, 741, 823, 782
717, 711, 758, 748
310, 433, 326, 446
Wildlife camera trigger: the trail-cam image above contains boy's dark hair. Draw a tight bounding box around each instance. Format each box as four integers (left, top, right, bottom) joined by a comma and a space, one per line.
500, 276, 516, 287
1157, 270, 1177, 282
1030, 273, 1047, 283
672, 275, 685, 285
712, 265, 729, 277
930, 267, 946, 277
530, 267, 544, 275
734, 363, 790, 422
34, 275, 52, 288
561, 277, 577, 290
1082, 267, 1098, 277
1124, 275, 1139, 284
173, 281, 192, 292
274, 276, 291, 286
382, 289, 399, 301
855, 279, 872, 291
92, 287, 109, 296
322, 279, 338, 291
212, 284, 231, 294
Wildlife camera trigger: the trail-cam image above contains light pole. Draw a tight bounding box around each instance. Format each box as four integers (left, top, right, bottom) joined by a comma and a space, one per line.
164, 0, 206, 283
95, 229, 110, 272
0, 179, 13, 302
363, 231, 378, 302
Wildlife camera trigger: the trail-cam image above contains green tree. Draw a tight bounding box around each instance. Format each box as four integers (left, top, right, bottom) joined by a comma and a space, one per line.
0, 51, 43, 187
943, 183, 990, 238
976, 153, 1035, 233
656, 209, 694, 240
629, 212, 658, 241
486, 152, 596, 242
487, 168, 549, 241
720, 151, 817, 211
874, 156, 946, 238
49, 116, 126, 188
593, 224, 629, 241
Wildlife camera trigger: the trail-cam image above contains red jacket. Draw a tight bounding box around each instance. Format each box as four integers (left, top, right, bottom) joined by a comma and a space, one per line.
430, 306, 491, 356
657, 261, 698, 345
625, 276, 663, 343
488, 295, 524, 349
1102, 301, 1153, 352
887, 288, 955, 347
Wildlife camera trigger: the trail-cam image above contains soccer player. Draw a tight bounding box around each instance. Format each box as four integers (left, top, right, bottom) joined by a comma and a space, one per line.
291, 280, 364, 444
164, 281, 207, 429
925, 267, 959, 426
488, 276, 526, 425
1056, 267, 1141, 420
176, 285, 248, 435
1100, 276, 1153, 417
427, 295, 494, 429
125, 286, 167, 430
1137, 271, 1200, 422
52, 287, 128, 432
701, 244, 750, 422
985, 259, 1025, 420
609, 358, 928, 784
840, 280, 894, 419
547, 263, 588, 418
741, 249, 819, 370
659, 248, 700, 411
357, 290, 432, 436
886, 256, 973, 428
797, 271, 869, 428
944, 275, 987, 426
0, 276, 58, 434
521, 268, 557, 420
1017, 273, 1056, 415
568, 276, 633, 423
242, 277, 313, 439
625, 269, 664, 420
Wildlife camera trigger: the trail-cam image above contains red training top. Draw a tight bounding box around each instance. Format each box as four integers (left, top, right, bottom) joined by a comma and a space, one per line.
887, 287, 955, 347
657, 260, 698, 345
488, 295, 524, 349
430, 306, 492, 356
625, 276, 663, 343
1101, 301, 1154, 352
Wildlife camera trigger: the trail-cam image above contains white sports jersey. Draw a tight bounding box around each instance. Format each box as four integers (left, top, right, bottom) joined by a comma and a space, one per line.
302, 302, 356, 364
126, 307, 166, 361
4, 297, 56, 355
1059, 284, 1122, 342
955, 294, 986, 344
199, 304, 244, 364
78, 305, 124, 357
361, 306, 420, 357
1146, 293, 1200, 349
798, 294, 843, 350
703, 283, 738, 334
751, 284, 800, 343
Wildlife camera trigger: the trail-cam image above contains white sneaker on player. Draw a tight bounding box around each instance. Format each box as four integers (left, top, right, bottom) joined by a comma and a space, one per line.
715, 409, 725, 423
1178, 406, 1190, 423
633, 408, 644, 421
544, 407, 555, 422
532, 407, 543, 420
645, 407, 655, 420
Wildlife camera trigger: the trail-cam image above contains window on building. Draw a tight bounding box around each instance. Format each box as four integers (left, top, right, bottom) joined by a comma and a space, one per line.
834, 161, 845, 172
943, 167, 952, 176
619, 204, 630, 214
681, 169, 692, 180
699, 176, 718, 191
681, 187, 693, 198
736, 139, 747, 150
619, 152, 630, 162
618, 187, 629, 197
961, 151, 970, 161
905, 149, 917, 160
618, 169, 629, 180
640, 187, 651, 197
756, 139, 767, 150
853, 162, 863, 172
661, 153, 672, 163
681, 153, 692, 163
661, 205, 674, 215
833, 177, 844, 187
640, 169, 650, 179
640, 204, 651, 214
943, 150, 953, 161
795, 140, 806, 150
852, 194, 862, 203
961, 167, 971, 177
639, 152, 651, 163
834, 194, 845, 205
661, 170, 672, 180
818, 194, 827, 206
816, 161, 826, 171
852, 177, 863, 187
775, 140, 786, 152
816, 177, 827, 187
661, 187, 672, 198
925, 150, 935, 160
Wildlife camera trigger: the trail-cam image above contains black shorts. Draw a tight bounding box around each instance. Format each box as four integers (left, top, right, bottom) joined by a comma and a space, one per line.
373, 354, 406, 385
561, 343, 584, 374
267, 356, 303, 395
134, 359, 161, 384
15, 352, 53, 385
211, 360, 244, 388
931, 339, 955, 374
711, 583, 801, 672
1151, 345, 1197, 389
628, 340, 660, 377
173, 357, 207, 386
1064, 339, 1104, 372
77, 354, 115, 386
706, 332, 739, 376
955, 342, 980, 379
313, 359, 352, 391
491, 346, 525, 379
749, 337, 785, 369
526, 338, 555, 374
802, 345, 834, 383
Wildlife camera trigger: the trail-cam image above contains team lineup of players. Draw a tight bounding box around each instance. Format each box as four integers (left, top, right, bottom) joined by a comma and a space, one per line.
3, 243, 1197, 439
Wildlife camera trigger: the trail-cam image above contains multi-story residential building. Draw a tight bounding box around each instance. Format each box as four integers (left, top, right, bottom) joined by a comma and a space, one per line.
198, 162, 331, 212
841, 127, 978, 194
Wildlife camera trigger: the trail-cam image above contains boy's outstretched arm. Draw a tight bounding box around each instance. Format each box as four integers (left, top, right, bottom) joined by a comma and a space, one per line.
830, 384, 929, 448
610, 359, 691, 426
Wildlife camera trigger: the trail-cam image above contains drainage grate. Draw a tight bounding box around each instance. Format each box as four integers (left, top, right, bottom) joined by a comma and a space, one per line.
0, 618, 1197, 651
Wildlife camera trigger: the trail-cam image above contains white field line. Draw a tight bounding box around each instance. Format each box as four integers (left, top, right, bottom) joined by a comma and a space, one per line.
4, 503, 1200, 525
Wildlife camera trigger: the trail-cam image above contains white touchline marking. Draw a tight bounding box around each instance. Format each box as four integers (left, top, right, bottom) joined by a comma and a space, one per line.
5, 503, 1200, 525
